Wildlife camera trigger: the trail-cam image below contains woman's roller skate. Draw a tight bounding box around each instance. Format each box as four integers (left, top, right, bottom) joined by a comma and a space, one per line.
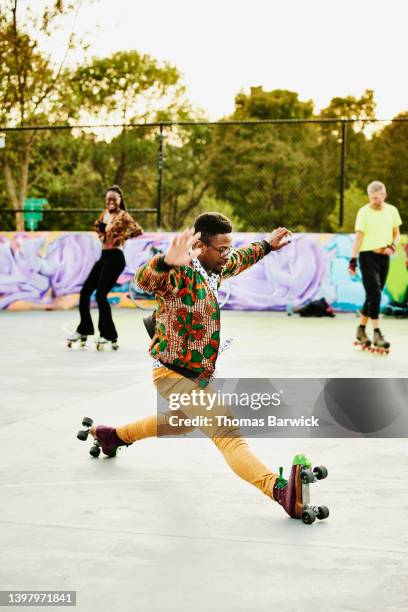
67, 332, 88, 349
76, 417, 130, 458
273, 454, 329, 525
370, 329, 390, 355
95, 336, 119, 351
353, 325, 371, 351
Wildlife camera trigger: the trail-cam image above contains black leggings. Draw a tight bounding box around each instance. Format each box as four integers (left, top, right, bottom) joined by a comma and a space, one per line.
359, 251, 390, 319
77, 249, 126, 340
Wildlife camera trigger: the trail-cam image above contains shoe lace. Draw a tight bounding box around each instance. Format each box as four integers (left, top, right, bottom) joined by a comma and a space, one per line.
275, 466, 288, 490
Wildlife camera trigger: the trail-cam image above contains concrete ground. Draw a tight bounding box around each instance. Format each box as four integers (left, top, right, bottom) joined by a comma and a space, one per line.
1, 310, 407, 612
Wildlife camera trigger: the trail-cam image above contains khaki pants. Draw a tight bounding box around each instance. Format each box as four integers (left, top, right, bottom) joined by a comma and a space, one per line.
116, 366, 278, 498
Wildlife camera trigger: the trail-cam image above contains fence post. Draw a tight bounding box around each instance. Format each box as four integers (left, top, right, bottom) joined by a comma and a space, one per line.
339, 119, 347, 228
156, 124, 164, 230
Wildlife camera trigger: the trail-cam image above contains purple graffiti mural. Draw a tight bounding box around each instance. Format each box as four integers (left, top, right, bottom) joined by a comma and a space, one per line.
0, 233, 101, 309
0, 231, 406, 311
0, 233, 55, 309
222, 234, 325, 310
47, 234, 101, 296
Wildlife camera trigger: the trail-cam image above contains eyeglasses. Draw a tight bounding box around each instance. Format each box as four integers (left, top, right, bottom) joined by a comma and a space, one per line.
207, 245, 234, 257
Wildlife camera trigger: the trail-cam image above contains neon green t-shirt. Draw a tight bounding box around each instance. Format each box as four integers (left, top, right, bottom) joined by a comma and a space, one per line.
355, 203, 402, 252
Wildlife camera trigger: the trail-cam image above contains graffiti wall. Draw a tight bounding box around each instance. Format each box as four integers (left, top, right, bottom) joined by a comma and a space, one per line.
0, 231, 407, 311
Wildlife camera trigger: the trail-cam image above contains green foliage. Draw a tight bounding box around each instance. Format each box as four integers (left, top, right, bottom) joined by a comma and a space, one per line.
71, 50, 186, 122
0, 13, 407, 239
179, 195, 246, 231
369, 114, 408, 224
328, 182, 367, 232
234, 87, 314, 120
320, 89, 376, 121
208, 88, 333, 231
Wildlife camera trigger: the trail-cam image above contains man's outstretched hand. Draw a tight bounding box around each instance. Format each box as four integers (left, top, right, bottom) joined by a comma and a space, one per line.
269, 227, 292, 251
164, 228, 202, 266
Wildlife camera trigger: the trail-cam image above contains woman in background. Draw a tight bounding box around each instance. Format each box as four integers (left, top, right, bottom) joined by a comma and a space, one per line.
68, 185, 143, 350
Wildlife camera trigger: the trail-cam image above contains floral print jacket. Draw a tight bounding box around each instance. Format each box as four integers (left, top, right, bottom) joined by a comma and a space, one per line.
94, 209, 143, 248
135, 240, 272, 382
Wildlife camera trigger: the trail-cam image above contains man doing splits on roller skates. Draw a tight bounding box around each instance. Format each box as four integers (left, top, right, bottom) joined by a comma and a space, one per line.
349, 181, 402, 353
78, 214, 329, 524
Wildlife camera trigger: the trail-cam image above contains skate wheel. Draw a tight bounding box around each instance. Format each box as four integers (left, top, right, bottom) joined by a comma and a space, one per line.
317, 505, 330, 520
90, 445, 101, 458
77, 429, 88, 441
82, 417, 93, 428
96, 344, 103, 351
67, 342, 72, 349
313, 465, 328, 480
112, 343, 119, 351
300, 468, 315, 484
302, 509, 316, 524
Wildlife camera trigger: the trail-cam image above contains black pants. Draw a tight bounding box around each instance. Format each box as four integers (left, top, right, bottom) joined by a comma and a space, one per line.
359, 251, 390, 319
77, 249, 126, 340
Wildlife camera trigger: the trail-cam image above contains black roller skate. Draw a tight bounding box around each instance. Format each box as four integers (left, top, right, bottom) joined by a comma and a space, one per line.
370, 329, 390, 355
353, 325, 371, 351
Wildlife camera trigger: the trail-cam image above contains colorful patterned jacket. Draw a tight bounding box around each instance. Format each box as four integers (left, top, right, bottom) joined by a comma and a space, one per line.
94, 209, 143, 248
135, 240, 272, 382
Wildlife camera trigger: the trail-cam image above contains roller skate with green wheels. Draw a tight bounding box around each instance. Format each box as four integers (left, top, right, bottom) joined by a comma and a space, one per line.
273, 454, 329, 525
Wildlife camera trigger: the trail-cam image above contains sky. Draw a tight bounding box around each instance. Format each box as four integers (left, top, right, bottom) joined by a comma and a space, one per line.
34, 0, 408, 120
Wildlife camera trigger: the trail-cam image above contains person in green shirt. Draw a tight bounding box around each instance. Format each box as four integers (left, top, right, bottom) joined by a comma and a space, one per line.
349, 181, 402, 351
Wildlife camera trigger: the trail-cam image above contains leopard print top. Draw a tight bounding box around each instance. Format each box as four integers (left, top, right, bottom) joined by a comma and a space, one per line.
94, 209, 143, 248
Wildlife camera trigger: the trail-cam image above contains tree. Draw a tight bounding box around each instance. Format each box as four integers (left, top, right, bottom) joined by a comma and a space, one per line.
320, 89, 376, 123
71, 51, 187, 124
328, 182, 367, 232
159, 123, 213, 230
318, 90, 377, 225
234, 87, 314, 120
370, 113, 408, 222
208, 87, 334, 231
67, 50, 198, 230
0, 16, 196, 231
0, 0, 83, 230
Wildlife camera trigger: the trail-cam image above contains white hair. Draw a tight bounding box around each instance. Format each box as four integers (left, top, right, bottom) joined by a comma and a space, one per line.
367, 181, 386, 194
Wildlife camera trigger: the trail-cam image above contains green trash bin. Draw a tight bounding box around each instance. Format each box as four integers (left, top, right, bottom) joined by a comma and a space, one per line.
23, 198, 48, 230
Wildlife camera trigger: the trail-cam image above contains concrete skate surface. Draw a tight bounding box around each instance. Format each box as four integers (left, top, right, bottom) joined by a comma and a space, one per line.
1, 311, 407, 612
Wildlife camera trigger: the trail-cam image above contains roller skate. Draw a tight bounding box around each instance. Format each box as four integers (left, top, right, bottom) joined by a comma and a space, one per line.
273, 454, 329, 525
67, 332, 88, 349
76, 417, 130, 458
95, 336, 119, 351
370, 329, 390, 355
353, 325, 371, 351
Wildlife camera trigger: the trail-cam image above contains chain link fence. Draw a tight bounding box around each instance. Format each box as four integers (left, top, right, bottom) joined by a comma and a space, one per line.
0, 118, 407, 232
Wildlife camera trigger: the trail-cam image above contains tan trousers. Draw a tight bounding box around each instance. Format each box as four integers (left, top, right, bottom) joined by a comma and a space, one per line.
116, 366, 278, 498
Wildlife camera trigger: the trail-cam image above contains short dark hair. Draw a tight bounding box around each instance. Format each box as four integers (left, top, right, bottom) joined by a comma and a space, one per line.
194, 212, 233, 244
